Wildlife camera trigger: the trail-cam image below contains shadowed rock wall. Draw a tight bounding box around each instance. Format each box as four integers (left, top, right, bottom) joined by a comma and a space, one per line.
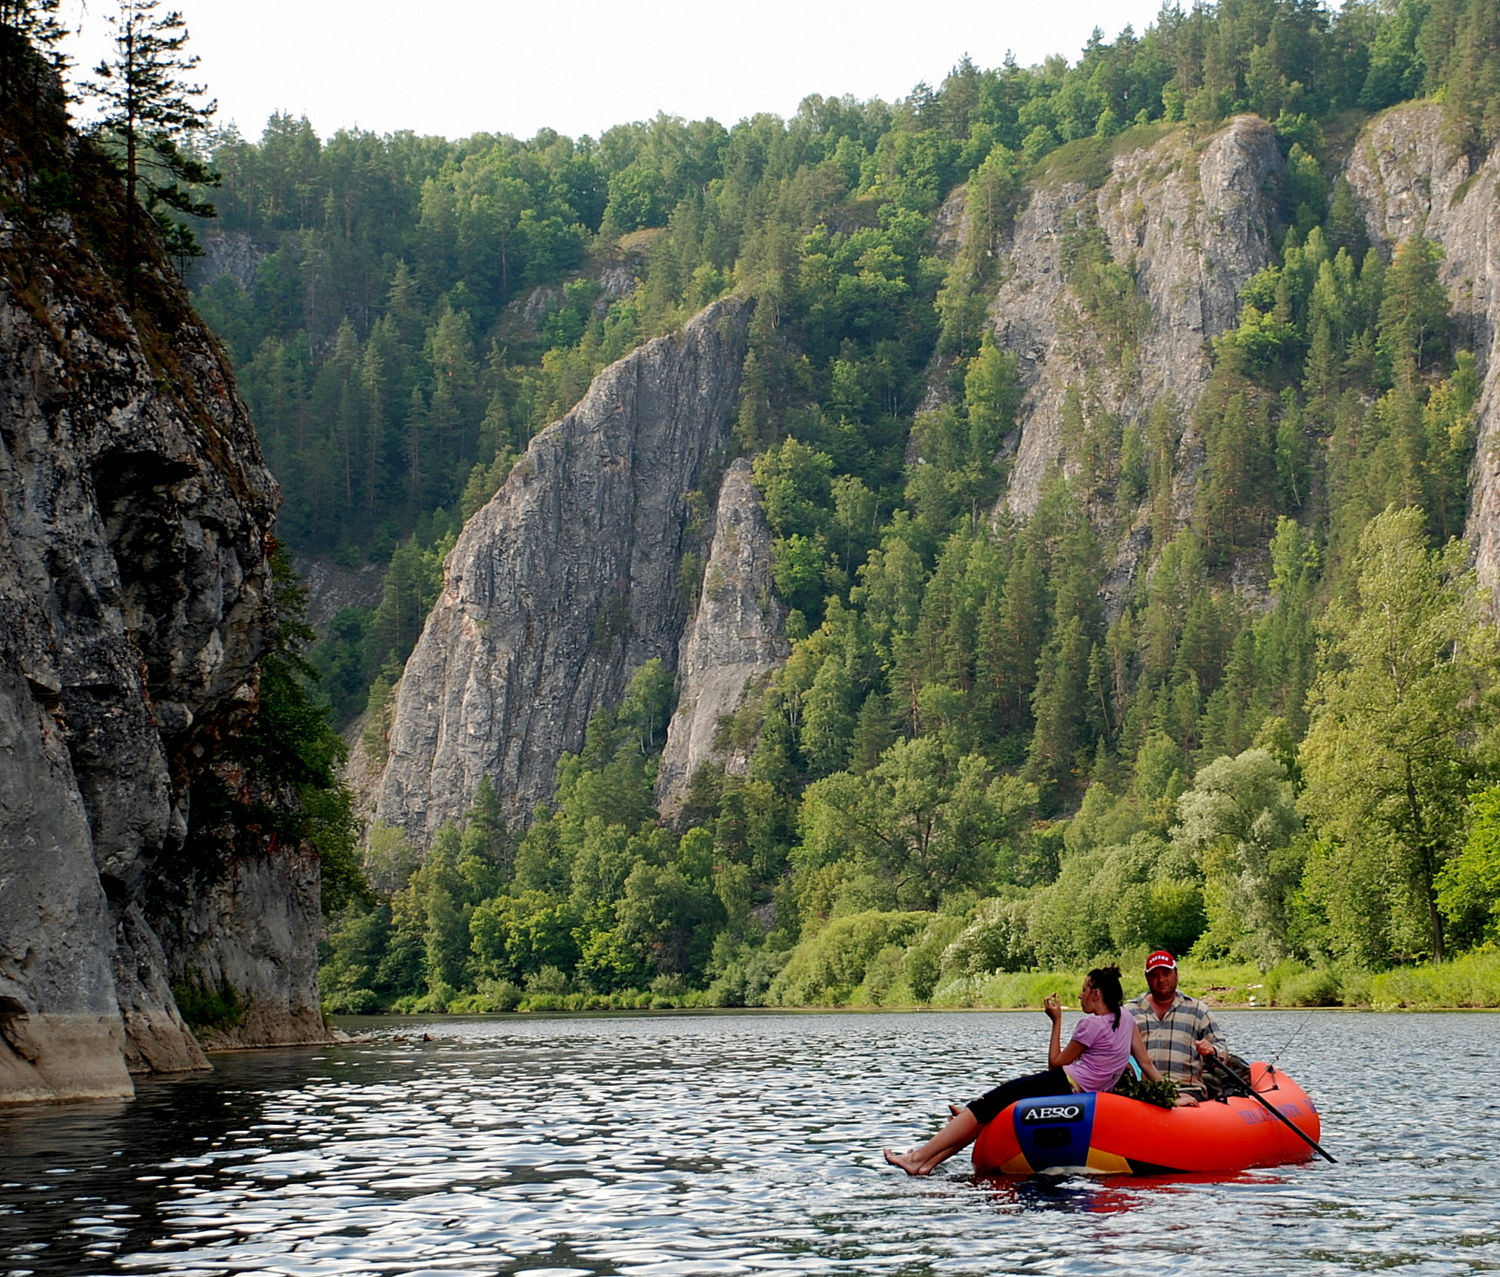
0, 37, 323, 1102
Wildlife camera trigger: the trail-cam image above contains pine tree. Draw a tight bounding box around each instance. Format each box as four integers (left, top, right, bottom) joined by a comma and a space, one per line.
85, 0, 219, 270
1, 0, 67, 89
0, 0, 64, 44
1025, 614, 1094, 813
1376, 237, 1450, 389
1441, 0, 1500, 153
981, 528, 1047, 739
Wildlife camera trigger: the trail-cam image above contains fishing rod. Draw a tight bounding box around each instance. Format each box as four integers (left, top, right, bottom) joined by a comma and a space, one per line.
1269, 1002, 1319, 1066
1205, 1056, 1337, 1164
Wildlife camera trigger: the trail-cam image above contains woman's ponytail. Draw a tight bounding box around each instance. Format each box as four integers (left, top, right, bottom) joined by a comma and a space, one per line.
1088, 965, 1125, 1030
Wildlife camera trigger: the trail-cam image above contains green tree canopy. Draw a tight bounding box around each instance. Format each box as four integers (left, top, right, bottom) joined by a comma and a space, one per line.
1299, 507, 1496, 964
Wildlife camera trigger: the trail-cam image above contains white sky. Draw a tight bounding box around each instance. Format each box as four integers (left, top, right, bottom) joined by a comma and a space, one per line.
60, 0, 1172, 144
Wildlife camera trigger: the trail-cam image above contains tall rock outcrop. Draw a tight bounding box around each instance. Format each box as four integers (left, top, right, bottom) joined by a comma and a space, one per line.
152, 847, 327, 1051
1338, 104, 1500, 594
655, 458, 789, 818
375, 297, 753, 840
988, 116, 1282, 595
0, 36, 321, 1102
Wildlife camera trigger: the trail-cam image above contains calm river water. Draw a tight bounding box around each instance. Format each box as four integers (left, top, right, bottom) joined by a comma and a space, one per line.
2, 1010, 1497, 1277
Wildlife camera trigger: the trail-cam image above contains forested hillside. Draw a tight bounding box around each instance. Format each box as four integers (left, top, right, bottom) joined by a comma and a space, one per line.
179, 0, 1500, 1012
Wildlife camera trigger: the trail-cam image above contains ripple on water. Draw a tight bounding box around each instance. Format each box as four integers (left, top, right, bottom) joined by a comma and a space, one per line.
1, 1011, 1499, 1276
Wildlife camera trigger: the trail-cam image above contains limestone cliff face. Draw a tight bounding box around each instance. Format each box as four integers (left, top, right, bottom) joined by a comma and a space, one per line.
988, 117, 1282, 599
375, 296, 753, 839
153, 847, 327, 1051
655, 458, 789, 818
0, 44, 321, 1102
1339, 104, 1500, 594
194, 228, 268, 294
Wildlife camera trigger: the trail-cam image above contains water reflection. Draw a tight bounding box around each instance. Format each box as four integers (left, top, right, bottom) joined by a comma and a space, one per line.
970, 1167, 1272, 1215
1, 1011, 1498, 1276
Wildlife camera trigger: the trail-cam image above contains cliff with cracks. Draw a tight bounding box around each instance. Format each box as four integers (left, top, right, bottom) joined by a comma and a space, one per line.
1337, 103, 1500, 601
972, 116, 1283, 609
374, 296, 753, 841
654, 457, 789, 820
0, 35, 326, 1103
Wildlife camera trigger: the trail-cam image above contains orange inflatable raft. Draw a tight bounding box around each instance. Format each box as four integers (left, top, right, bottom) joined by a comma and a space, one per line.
971, 1062, 1322, 1176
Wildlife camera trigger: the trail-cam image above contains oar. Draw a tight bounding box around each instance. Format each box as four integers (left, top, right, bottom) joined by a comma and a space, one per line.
1205, 1056, 1337, 1164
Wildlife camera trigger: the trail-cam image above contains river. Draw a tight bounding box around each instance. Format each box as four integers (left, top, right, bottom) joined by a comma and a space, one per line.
2, 1010, 1497, 1276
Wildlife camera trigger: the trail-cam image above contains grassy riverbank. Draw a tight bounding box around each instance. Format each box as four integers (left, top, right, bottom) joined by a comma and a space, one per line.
923, 952, 1500, 1011
385, 950, 1500, 1015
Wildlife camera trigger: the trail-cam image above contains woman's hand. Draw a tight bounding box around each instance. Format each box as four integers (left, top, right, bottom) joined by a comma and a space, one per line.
1044, 995, 1080, 1069
1130, 1023, 1164, 1082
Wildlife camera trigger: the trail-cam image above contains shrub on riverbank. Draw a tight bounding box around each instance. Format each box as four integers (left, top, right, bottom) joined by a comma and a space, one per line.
764, 910, 933, 1006
1369, 951, 1500, 1008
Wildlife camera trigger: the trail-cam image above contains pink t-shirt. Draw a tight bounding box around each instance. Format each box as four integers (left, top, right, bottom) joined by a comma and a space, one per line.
1063, 1009, 1136, 1092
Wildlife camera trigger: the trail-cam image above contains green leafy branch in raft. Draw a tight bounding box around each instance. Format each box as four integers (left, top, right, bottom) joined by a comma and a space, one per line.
1113, 1070, 1180, 1109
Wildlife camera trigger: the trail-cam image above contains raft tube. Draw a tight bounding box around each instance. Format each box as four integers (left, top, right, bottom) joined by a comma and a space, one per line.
971, 1062, 1321, 1176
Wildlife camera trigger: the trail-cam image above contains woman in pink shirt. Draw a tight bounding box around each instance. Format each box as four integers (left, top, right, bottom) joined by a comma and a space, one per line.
884, 965, 1163, 1175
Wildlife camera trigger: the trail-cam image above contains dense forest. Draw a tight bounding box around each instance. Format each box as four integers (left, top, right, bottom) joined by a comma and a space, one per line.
162, 0, 1500, 1011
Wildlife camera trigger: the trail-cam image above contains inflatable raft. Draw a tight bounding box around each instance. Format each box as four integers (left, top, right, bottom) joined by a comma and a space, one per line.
971, 1062, 1321, 1176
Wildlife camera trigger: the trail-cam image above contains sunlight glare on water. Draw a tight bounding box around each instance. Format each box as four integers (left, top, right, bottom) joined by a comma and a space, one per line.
2, 1011, 1498, 1276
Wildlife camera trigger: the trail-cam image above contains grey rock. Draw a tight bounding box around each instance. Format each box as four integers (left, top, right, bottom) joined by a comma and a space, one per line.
0, 61, 323, 1103
112, 901, 209, 1076
1339, 104, 1500, 597
296, 555, 387, 632
990, 116, 1281, 598
190, 228, 267, 294
0, 666, 135, 1100
155, 846, 328, 1051
376, 297, 753, 839
655, 458, 789, 819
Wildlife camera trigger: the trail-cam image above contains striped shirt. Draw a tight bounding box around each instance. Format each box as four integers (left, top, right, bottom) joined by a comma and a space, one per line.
1129, 990, 1224, 1094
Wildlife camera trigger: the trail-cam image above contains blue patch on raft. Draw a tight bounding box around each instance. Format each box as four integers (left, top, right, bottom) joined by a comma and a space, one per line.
1012, 1092, 1097, 1170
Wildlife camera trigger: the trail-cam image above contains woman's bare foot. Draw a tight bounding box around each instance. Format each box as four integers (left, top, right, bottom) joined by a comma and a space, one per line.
884, 1147, 927, 1176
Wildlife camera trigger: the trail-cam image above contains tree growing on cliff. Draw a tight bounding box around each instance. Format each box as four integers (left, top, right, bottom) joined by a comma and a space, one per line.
84, 0, 218, 268
0, 0, 69, 147
0, 0, 66, 65
183, 547, 367, 916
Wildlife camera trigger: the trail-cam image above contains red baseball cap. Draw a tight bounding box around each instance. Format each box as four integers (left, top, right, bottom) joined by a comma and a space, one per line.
1145, 950, 1177, 972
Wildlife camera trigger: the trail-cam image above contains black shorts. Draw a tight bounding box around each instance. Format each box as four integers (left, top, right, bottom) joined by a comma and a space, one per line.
968, 1066, 1074, 1126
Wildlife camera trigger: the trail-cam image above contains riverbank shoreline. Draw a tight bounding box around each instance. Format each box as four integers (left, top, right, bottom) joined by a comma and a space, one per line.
325, 951, 1500, 1018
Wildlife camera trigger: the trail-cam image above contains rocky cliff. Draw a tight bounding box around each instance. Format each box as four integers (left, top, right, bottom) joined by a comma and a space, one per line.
1338, 103, 1500, 595
655, 458, 788, 818
152, 847, 327, 1051
375, 296, 753, 840
366, 119, 1289, 836
365, 111, 1500, 849
984, 116, 1282, 601
0, 38, 323, 1103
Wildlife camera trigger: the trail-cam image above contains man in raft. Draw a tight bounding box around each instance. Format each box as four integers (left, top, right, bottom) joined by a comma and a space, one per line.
1130, 949, 1226, 1106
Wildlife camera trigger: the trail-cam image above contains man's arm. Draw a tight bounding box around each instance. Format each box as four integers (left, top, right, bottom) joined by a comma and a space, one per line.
1193, 1003, 1224, 1058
